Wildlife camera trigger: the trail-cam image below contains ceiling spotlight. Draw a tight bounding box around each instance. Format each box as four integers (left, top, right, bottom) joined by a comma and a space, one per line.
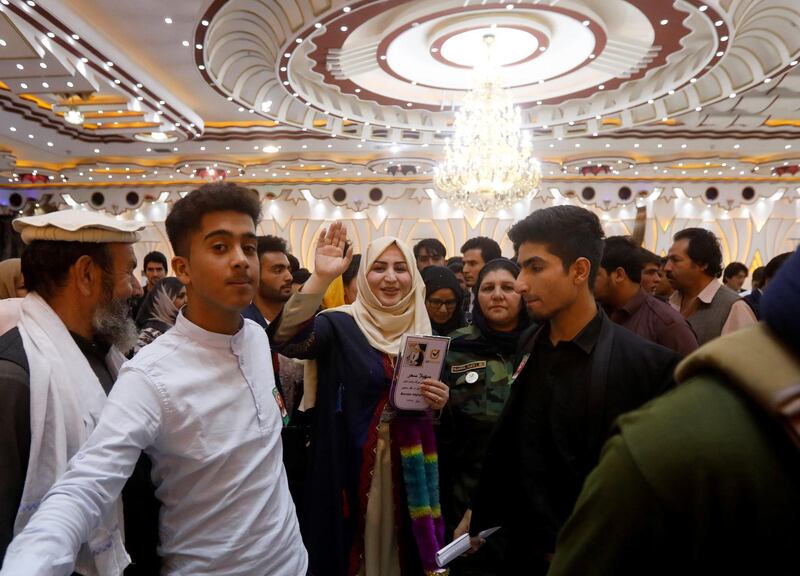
182, 40, 189, 47
262, 145, 279, 153
164, 17, 172, 24
195, 44, 203, 49
340, 26, 348, 32
72, 34, 80, 40
343, 6, 351, 12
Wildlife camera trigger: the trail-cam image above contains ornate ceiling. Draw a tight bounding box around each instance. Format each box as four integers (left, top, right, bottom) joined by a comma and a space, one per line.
0, 0, 799, 237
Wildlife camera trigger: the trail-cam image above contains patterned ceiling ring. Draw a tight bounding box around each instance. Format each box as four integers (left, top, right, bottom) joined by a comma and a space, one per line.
199, 0, 800, 144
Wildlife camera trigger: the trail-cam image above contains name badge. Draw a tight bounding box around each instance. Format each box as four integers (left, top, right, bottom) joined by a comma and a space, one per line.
273, 387, 289, 426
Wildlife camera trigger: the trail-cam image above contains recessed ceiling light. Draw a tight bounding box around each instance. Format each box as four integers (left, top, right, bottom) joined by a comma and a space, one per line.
94, 148, 99, 153
720, 36, 728, 42
734, 144, 740, 149
106, 61, 113, 67
26, 1, 35, 6
681, 144, 687, 148
729, 92, 736, 98
9, 127, 15, 131
785, 144, 792, 149
198, 64, 205, 70
764, 78, 772, 83
295, 38, 302, 44
15, 63, 23, 70
714, 20, 723, 26
791, 61, 798, 66
343, 6, 351, 12
41, 82, 49, 88
81, 57, 88, 63
72, 34, 79, 40
201, 20, 209, 26
634, 143, 640, 148
695, 106, 702, 111
314, 23, 322, 29
19, 83, 27, 89
690, 78, 697, 83
164, 17, 172, 24
340, 26, 348, 32
195, 44, 203, 49
598, 84, 605, 90
716, 51, 724, 57
46, 32, 54, 38
284, 52, 290, 58
660, 19, 669, 25
699, 4, 708, 11
182, 40, 189, 47
582, 20, 590, 26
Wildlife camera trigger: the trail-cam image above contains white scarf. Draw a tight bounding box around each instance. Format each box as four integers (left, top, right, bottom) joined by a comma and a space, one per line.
15, 293, 129, 575
302, 237, 432, 409
324, 236, 431, 355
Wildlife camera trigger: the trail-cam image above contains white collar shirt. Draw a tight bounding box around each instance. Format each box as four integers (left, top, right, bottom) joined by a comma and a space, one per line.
2, 312, 307, 576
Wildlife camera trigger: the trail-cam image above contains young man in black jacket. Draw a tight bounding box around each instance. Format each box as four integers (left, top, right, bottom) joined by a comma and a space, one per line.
458, 206, 679, 574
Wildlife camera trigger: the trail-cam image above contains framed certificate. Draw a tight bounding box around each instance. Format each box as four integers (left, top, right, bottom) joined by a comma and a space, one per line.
389, 334, 451, 411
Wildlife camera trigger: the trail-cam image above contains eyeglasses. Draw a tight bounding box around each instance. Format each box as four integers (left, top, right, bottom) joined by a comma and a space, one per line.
426, 298, 457, 310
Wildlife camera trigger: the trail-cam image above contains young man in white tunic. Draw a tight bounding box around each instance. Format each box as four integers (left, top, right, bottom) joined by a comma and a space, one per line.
2, 183, 308, 576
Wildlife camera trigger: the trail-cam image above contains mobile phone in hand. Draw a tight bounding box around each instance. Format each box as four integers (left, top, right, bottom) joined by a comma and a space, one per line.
343, 240, 351, 258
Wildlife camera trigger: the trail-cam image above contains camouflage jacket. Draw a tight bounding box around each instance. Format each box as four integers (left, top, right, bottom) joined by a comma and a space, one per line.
439, 325, 517, 523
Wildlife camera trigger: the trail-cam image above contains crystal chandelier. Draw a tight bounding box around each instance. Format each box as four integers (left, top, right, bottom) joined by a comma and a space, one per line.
434, 34, 541, 212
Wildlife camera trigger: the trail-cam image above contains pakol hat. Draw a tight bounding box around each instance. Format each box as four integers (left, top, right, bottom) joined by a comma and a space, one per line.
13, 209, 145, 245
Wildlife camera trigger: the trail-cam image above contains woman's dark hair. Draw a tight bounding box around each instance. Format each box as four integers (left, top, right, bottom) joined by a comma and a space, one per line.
507, 205, 605, 285
460, 236, 501, 263
723, 261, 748, 281
342, 254, 362, 286
21, 241, 112, 300
166, 183, 261, 257
292, 268, 311, 284
286, 253, 300, 273
673, 227, 723, 278
600, 236, 643, 283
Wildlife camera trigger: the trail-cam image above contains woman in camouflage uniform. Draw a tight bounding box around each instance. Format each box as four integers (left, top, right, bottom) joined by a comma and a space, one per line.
439, 258, 532, 574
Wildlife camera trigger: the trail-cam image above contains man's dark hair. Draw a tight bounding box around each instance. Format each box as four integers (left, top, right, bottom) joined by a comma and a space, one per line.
751, 266, 767, 289
640, 248, 661, 268
165, 183, 261, 257
447, 261, 463, 274
508, 205, 605, 285
286, 253, 300, 273
723, 261, 748, 281
343, 254, 362, 286
21, 241, 112, 300
673, 228, 723, 278
600, 236, 643, 283
446, 256, 463, 267
257, 235, 288, 259
765, 252, 792, 282
143, 251, 167, 271
413, 238, 446, 260
460, 236, 501, 263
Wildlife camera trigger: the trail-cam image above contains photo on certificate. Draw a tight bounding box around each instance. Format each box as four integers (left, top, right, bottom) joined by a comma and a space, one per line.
390, 334, 450, 411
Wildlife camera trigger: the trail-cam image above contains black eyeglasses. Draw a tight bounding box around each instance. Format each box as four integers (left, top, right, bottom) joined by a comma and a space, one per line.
426, 298, 457, 310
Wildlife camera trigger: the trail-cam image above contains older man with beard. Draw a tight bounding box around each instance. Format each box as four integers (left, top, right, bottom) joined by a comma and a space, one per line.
0, 210, 146, 572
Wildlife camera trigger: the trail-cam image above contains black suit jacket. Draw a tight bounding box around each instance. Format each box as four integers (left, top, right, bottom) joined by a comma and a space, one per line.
470, 312, 679, 542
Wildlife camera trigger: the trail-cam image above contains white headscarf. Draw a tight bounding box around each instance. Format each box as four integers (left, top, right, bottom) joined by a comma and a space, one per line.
323, 236, 431, 355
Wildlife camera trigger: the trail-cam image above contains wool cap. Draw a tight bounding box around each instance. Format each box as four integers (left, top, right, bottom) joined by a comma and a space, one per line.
13, 209, 145, 245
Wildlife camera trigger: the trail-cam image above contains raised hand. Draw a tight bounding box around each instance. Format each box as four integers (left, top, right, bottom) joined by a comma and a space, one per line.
301, 222, 354, 295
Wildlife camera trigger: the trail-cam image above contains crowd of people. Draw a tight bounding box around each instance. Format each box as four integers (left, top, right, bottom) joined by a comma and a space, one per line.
0, 182, 797, 575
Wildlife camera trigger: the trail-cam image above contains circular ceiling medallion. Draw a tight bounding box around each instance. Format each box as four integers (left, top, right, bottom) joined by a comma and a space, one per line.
199, 0, 800, 144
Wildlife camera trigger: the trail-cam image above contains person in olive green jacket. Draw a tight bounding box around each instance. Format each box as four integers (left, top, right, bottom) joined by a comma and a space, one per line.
439, 258, 532, 575
548, 249, 800, 576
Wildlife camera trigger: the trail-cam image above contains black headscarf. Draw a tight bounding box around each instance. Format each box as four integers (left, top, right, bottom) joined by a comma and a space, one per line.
452, 258, 531, 355
421, 265, 465, 335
